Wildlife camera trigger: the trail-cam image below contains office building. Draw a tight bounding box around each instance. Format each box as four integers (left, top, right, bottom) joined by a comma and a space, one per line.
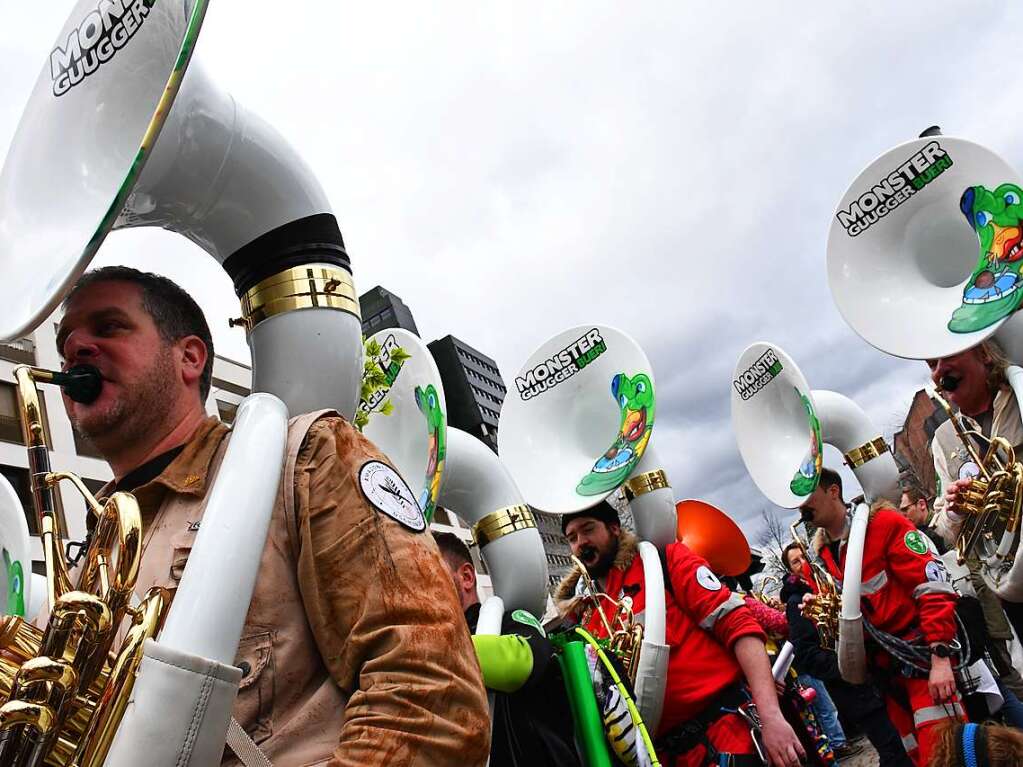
358, 285, 420, 337
427, 335, 505, 451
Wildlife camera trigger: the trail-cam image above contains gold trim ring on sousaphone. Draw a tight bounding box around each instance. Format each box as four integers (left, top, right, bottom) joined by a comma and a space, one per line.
623, 469, 670, 500
231, 265, 360, 330
844, 437, 890, 469
471, 506, 536, 548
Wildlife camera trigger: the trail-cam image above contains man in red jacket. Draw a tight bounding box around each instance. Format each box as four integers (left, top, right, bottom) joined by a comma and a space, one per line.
555, 502, 804, 767
800, 467, 962, 766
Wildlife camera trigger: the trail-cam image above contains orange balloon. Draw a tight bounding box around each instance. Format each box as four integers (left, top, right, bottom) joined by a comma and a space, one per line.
675, 499, 752, 577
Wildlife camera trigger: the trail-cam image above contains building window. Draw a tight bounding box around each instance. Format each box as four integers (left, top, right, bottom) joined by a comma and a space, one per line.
217, 400, 238, 425
0, 337, 36, 365
0, 382, 52, 446
0, 464, 67, 538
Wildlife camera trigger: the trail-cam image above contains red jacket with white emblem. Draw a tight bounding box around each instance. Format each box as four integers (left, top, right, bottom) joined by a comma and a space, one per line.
811, 507, 957, 645
556, 532, 766, 734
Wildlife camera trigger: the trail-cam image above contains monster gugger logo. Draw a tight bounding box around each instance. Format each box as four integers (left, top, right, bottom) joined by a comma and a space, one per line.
789, 389, 823, 497
577, 373, 654, 496
415, 384, 446, 523
949, 183, 1023, 333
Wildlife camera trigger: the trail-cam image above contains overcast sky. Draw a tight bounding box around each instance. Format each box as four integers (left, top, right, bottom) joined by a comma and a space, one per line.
3, 2, 1019, 541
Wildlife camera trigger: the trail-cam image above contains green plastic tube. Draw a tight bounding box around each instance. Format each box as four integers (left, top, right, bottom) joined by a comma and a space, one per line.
558, 640, 612, 767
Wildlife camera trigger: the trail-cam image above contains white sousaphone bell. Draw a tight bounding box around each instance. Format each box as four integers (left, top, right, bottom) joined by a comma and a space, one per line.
0, 474, 36, 619
731, 341, 900, 683
360, 328, 549, 625
827, 135, 1023, 599
498, 325, 674, 732
0, 0, 363, 762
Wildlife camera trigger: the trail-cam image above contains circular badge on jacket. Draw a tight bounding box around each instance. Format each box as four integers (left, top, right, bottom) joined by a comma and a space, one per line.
696, 565, 722, 591
925, 560, 949, 583
358, 460, 426, 532
958, 461, 980, 480
904, 530, 929, 555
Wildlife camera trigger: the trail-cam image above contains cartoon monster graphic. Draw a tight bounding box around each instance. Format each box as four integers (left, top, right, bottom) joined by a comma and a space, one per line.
577, 372, 655, 496
949, 183, 1023, 333
414, 384, 446, 522
789, 389, 822, 497
3, 551, 24, 618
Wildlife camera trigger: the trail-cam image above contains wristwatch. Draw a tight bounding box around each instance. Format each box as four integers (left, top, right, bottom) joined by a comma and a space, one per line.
931, 643, 953, 659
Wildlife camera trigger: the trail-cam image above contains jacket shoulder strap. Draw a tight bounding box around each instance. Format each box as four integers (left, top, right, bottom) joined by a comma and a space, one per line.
281, 409, 338, 561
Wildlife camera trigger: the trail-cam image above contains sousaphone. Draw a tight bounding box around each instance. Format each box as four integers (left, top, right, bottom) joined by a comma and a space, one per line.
499, 325, 674, 732
0, 475, 31, 618
359, 328, 549, 623
731, 341, 900, 683
675, 499, 752, 578
827, 135, 1023, 599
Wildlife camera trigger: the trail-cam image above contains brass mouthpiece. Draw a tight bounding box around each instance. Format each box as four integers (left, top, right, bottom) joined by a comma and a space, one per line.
38, 365, 103, 404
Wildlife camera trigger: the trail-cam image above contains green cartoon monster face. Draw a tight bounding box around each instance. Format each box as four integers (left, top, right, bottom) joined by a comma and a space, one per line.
415, 384, 446, 522
577, 372, 655, 496
3, 551, 23, 618
789, 389, 822, 497
949, 183, 1023, 333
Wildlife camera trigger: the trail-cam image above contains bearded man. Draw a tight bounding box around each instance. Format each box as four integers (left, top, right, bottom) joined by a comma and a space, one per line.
54, 266, 490, 766
554, 501, 804, 767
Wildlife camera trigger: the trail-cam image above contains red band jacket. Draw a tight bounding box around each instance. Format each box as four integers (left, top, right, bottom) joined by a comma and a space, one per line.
811, 507, 957, 646
556, 531, 766, 733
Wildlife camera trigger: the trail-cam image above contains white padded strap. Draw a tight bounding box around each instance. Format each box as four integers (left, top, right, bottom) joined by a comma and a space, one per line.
226, 717, 273, 767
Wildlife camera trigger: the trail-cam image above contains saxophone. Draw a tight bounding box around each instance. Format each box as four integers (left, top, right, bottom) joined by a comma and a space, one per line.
790, 520, 842, 649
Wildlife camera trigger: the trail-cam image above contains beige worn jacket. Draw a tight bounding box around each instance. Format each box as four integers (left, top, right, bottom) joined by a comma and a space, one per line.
92, 413, 490, 766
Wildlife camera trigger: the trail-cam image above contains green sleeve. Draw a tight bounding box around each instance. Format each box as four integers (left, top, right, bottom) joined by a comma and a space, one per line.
471, 633, 535, 693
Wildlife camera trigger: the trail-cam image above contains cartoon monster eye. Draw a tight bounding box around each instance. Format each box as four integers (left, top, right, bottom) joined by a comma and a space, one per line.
619, 394, 628, 408
976, 210, 993, 228
1006, 191, 1021, 206
636, 380, 647, 394
428, 393, 436, 409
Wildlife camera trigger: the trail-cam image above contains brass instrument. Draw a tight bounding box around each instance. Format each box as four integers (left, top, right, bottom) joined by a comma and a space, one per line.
752, 575, 782, 608
932, 390, 1023, 567
570, 555, 644, 687
790, 520, 841, 648
0, 366, 169, 767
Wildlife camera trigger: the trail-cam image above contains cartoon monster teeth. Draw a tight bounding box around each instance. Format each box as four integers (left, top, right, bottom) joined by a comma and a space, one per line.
576, 372, 655, 496
949, 182, 1023, 332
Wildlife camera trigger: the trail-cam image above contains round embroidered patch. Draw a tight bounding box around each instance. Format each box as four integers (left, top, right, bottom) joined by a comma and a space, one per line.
925, 560, 949, 583
511, 609, 546, 637
904, 530, 929, 555
358, 460, 426, 532
958, 461, 980, 480
696, 565, 722, 591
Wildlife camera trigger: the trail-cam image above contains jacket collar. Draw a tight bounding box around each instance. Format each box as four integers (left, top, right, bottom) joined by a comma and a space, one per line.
98, 416, 228, 501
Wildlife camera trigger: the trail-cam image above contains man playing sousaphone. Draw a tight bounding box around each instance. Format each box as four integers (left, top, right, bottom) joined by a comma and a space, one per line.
800, 467, 962, 766
51, 266, 490, 766
555, 501, 805, 767
928, 341, 1023, 636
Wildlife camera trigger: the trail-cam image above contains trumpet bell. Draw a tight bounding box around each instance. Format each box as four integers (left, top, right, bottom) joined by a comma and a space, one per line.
675, 499, 751, 577
359, 329, 447, 522
731, 342, 823, 508
826, 136, 1023, 360
0, 0, 208, 340
498, 325, 656, 514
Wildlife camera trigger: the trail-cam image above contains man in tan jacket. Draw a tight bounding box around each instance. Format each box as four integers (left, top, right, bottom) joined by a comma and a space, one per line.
53, 265, 490, 766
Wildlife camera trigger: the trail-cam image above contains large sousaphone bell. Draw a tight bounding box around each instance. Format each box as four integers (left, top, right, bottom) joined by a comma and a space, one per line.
0, 0, 362, 418
731, 341, 900, 683
360, 328, 549, 623
827, 135, 1023, 599
499, 325, 674, 731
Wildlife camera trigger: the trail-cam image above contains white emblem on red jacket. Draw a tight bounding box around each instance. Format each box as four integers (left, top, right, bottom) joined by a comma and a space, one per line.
696, 565, 721, 591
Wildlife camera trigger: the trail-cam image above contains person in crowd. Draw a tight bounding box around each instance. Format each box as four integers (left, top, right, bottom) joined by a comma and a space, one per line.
781, 543, 898, 765
52, 267, 490, 766
928, 341, 1023, 639
555, 501, 805, 767
799, 467, 962, 766
928, 721, 1023, 767
434, 531, 581, 767
899, 482, 947, 555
